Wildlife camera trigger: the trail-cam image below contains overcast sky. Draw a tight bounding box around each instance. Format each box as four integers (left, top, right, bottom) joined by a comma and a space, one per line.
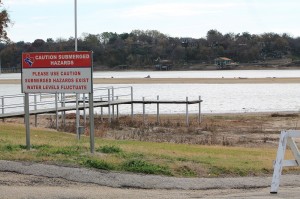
3, 0, 300, 43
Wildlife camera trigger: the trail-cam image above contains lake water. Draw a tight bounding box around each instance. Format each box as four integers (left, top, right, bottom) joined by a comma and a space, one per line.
2, 69, 300, 79
1, 70, 300, 114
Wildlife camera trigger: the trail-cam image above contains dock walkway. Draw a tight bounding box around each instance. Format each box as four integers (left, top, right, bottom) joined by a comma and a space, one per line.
0, 86, 202, 125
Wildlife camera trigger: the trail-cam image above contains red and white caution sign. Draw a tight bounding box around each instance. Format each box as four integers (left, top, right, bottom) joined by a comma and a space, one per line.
22, 51, 93, 93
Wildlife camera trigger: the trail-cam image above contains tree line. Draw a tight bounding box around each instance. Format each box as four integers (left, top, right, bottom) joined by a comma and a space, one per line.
1, 29, 300, 70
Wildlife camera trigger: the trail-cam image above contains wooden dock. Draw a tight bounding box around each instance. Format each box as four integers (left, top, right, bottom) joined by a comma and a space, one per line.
0, 99, 202, 119
0, 86, 202, 126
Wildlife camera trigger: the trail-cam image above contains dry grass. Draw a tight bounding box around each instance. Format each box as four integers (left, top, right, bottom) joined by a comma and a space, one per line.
91, 113, 299, 147
4, 112, 300, 148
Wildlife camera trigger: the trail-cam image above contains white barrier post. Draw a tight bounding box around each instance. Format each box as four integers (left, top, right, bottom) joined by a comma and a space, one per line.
270, 130, 300, 193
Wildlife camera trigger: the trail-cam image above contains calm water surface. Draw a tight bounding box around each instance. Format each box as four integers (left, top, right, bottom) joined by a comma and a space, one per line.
1, 83, 300, 114
1, 70, 300, 114
2, 70, 300, 79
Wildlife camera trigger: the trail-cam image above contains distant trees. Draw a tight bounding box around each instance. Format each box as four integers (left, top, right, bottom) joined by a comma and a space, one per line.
0, 0, 10, 42
1, 29, 300, 70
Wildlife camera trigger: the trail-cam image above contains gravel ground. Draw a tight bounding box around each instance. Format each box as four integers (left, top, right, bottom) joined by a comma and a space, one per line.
1, 160, 300, 198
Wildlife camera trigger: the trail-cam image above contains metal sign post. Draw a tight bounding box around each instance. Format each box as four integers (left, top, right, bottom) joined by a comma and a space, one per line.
24, 93, 30, 150
89, 55, 94, 153
89, 92, 94, 153
21, 51, 94, 153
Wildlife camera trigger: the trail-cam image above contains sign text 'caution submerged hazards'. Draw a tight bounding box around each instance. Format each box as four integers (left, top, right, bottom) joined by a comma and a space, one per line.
22, 51, 93, 93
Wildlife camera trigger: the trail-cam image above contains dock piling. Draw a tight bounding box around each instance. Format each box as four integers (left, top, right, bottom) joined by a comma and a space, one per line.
143, 97, 145, 124
156, 95, 160, 124
186, 97, 189, 126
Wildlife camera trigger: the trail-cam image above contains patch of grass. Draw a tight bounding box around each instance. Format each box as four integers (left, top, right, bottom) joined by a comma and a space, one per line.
96, 145, 122, 154
31, 144, 51, 150
53, 146, 84, 156
122, 159, 172, 176
83, 159, 115, 170
36, 145, 84, 158
1, 144, 20, 152
118, 152, 145, 159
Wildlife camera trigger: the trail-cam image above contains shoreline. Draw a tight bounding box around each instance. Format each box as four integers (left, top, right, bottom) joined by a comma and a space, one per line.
1, 77, 300, 84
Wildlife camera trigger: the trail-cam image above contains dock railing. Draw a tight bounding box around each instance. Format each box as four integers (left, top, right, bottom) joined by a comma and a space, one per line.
0, 86, 202, 127
0, 86, 133, 124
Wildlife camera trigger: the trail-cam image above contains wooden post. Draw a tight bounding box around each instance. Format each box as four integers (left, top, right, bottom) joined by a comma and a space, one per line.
116, 96, 119, 120
108, 89, 111, 123
131, 86, 134, 120
156, 95, 160, 124
186, 97, 189, 127
198, 96, 202, 124
100, 97, 103, 121
112, 87, 115, 119
143, 97, 145, 124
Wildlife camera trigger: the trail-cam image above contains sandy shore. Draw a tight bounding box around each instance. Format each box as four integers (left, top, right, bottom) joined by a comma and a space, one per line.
1, 77, 300, 84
